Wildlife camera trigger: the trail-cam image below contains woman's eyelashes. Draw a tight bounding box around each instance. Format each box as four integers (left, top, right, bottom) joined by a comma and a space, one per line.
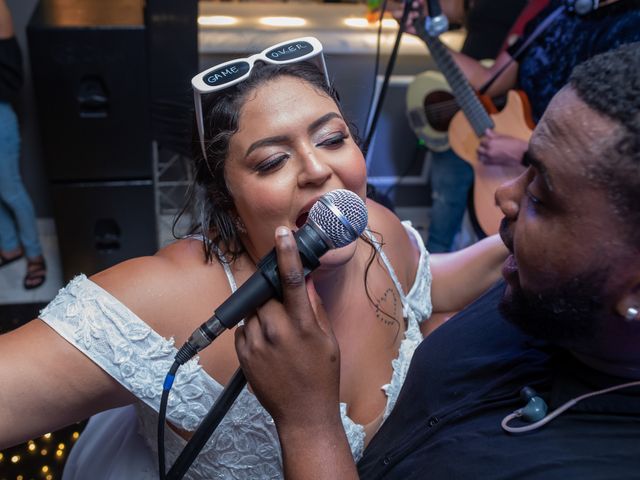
254, 154, 289, 174
315, 131, 348, 148
252, 131, 350, 174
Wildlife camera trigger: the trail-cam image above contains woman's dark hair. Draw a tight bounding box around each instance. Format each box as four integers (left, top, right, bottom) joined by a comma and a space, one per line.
175, 60, 361, 263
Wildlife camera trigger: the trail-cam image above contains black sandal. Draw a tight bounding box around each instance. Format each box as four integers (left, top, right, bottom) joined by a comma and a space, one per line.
24, 258, 47, 290
0, 252, 24, 268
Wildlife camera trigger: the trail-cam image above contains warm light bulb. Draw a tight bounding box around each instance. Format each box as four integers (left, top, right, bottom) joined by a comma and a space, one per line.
344, 18, 368, 28
72, 432, 80, 440
41, 449, 48, 455
42, 465, 50, 473
11, 455, 20, 463
198, 15, 238, 26
58, 443, 65, 450
259, 17, 306, 27
56, 450, 64, 457
28, 443, 36, 452
381, 18, 397, 28
43, 433, 52, 439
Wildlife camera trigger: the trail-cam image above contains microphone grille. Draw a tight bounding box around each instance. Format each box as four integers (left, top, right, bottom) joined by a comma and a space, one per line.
308, 189, 368, 248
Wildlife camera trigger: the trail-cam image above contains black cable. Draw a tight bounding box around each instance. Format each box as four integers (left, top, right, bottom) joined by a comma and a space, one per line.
362, 0, 413, 153
363, 0, 387, 143
158, 361, 180, 480
166, 368, 248, 480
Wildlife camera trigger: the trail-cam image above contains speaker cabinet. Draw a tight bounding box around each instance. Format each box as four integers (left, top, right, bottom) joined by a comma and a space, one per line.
27, 0, 151, 182
52, 182, 156, 281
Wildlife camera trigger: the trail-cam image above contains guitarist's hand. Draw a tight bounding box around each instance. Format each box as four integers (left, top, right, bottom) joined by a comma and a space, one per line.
389, 0, 425, 35
477, 129, 528, 167
390, 0, 467, 35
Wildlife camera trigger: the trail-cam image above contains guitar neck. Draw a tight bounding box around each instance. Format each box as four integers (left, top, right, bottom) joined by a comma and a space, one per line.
418, 25, 494, 137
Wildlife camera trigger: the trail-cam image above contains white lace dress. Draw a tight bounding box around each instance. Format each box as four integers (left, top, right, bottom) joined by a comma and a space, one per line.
40, 222, 432, 480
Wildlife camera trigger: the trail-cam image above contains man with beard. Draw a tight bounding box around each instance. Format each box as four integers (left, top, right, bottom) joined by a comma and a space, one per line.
236, 42, 640, 479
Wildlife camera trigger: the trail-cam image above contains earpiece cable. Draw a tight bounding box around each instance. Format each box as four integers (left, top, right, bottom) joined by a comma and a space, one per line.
502, 379, 640, 434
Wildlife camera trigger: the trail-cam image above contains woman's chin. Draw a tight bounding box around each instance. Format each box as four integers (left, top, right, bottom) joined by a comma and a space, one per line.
317, 241, 359, 270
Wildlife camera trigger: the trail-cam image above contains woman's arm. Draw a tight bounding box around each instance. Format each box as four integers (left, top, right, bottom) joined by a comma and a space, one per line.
0, 240, 231, 449
429, 234, 508, 314
0, 319, 135, 449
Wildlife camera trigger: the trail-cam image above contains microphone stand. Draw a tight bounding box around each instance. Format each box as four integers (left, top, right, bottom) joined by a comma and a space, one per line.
166, 368, 247, 480
362, 0, 413, 153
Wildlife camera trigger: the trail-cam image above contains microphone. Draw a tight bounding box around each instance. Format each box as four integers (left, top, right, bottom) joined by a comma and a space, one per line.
174, 189, 368, 365
424, 0, 449, 37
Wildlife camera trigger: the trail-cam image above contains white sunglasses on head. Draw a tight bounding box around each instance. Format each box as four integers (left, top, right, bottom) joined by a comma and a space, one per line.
191, 36, 330, 160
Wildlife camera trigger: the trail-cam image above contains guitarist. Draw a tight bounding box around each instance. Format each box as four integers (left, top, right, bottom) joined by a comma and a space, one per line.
393, 0, 640, 233
395, 0, 529, 253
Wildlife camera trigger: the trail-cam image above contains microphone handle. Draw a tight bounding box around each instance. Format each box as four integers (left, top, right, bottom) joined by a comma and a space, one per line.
197, 223, 330, 343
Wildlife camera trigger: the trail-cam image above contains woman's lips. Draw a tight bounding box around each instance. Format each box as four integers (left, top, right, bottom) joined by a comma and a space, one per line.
295, 211, 309, 228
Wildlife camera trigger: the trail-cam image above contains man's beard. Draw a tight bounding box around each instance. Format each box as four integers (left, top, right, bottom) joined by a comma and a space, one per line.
499, 268, 609, 349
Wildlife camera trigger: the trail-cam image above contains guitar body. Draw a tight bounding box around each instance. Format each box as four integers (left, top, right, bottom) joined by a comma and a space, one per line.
406, 70, 453, 152
449, 90, 534, 236
406, 61, 494, 152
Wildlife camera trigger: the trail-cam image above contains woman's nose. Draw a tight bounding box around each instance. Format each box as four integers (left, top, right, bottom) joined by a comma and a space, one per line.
298, 150, 332, 187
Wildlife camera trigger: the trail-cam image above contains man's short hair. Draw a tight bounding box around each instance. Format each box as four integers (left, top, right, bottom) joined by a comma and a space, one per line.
569, 42, 640, 245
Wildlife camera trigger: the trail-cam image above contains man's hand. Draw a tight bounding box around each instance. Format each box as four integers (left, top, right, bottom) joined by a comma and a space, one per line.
477, 129, 528, 167
235, 226, 341, 430
235, 227, 358, 479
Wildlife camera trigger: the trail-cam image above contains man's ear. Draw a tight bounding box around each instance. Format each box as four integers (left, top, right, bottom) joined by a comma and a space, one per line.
615, 277, 640, 322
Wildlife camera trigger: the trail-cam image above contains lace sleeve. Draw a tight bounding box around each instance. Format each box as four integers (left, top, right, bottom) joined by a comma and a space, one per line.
39, 275, 223, 432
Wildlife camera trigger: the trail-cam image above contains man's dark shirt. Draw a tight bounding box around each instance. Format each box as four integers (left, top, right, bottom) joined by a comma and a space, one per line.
358, 282, 640, 479
0, 36, 22, 103
508, 0, 640, 121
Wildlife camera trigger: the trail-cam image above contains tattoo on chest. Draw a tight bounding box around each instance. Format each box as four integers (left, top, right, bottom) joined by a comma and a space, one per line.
375, 288, 400, 335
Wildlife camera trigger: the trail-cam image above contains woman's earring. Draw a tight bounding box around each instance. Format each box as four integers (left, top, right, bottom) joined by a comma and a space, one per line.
234, 217, 247, 234
624, 306, 640, 322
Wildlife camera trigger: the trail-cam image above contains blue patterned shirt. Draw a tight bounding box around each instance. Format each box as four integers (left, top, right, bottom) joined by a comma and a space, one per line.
508, 0, 640, 121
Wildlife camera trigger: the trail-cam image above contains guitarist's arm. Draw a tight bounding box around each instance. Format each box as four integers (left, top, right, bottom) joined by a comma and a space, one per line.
390, 0, 519, 96
449, 49, 518, 97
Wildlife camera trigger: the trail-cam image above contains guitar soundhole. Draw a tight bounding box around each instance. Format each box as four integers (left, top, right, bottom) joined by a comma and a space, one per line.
424, 90, 459, 132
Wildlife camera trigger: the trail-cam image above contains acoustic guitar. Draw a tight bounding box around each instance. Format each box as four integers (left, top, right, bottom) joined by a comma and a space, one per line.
414, 21, 535, 237
405, 60, 494, 153
406, 70, 454, 152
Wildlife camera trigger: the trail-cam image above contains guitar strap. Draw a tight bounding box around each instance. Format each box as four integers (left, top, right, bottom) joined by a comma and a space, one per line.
478, 5, 565, 95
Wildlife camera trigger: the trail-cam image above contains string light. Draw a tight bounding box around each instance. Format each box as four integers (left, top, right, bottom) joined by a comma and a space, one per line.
0, 425, 83, 479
